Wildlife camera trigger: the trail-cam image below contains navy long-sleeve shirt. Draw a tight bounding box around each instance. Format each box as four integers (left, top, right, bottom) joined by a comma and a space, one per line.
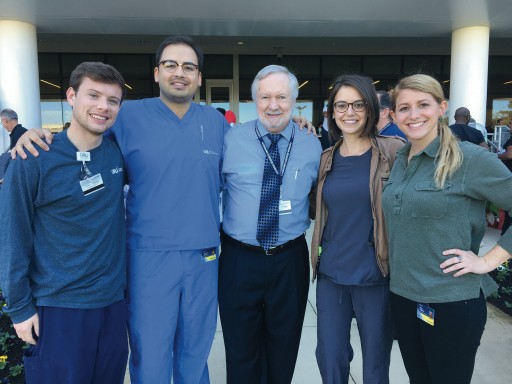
0, 131, 126, 323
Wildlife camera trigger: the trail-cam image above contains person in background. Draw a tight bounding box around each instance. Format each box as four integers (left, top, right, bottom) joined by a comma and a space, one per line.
320, 105, 331, 150
0, 62, 128, 383
1, 109, 28, 150
224, 110, 236, 126
376, 90, 407, 140
383, 74, 512, 384
310, 75, 404, 384
449, 107, 489, 149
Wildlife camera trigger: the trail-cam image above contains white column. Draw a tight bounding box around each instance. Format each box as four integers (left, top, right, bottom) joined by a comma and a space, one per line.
0, 20, 41, 152
448, 26, 489, 127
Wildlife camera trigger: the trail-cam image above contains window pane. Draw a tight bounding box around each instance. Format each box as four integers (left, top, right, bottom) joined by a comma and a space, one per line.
62, 53, 105, 76
282, 56, 320, 77
489, 57, 512, 75
203, 55, 233, 78
322, 56, 361, 79
107, 54, 151, 76
123, 78, 153, 99
41, 100, 71, 132
239, 56, 277, 78
403, 56, 441, 76
38, 53, 60, 77
363, 56, 401, 75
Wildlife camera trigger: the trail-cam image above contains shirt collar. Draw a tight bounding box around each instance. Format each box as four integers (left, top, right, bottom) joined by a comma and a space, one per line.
255, 120, 294, 142
396, 136, 440, 161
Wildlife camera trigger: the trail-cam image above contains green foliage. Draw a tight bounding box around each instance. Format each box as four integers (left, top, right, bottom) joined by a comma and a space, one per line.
0, 289, 25, 383
9, 363, 23, 377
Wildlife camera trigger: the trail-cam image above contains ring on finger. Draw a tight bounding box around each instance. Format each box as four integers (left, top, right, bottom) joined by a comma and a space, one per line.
457, 256, 462, 262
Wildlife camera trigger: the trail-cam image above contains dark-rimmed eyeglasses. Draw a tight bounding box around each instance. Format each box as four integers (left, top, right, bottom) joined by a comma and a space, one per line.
334, 100, 367, 113
158, 60, 199, 75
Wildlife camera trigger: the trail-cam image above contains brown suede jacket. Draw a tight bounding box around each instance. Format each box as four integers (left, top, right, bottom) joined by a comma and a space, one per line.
309, 135, 405, 282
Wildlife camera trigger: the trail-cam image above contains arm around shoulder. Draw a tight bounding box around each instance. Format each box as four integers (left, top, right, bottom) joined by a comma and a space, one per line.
11, 128, 53, 160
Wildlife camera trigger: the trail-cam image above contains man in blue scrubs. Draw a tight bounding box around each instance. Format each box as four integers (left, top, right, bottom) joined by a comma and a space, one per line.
113, 36, 228, 384
219, 65, 322, 383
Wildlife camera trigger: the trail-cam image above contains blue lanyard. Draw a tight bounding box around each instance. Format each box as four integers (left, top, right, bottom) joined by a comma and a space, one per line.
254, 122, 295, 184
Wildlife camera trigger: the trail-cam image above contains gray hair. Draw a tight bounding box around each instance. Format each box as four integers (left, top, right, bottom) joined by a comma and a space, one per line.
0, 109, 18, 121
251, 65, 299, 102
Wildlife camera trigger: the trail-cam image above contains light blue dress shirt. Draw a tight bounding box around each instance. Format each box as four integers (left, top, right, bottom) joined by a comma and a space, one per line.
222, 119, 322, 246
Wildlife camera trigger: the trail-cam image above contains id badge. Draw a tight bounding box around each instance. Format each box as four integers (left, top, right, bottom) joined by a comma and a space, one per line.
79, 174, 105, 196
279, 199, 292, 215
202, 247, 217, 263
417, 303, 435, 326
76, 151, 91, 162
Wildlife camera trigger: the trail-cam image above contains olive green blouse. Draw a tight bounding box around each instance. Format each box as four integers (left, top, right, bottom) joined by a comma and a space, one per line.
383, 137, 512, 303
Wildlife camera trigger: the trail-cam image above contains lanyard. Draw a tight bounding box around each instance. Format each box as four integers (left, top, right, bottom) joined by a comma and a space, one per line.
254, 122, 295, 184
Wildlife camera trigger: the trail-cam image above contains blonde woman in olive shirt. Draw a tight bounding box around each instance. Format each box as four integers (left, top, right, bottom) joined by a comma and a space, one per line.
382, 74, 512, 384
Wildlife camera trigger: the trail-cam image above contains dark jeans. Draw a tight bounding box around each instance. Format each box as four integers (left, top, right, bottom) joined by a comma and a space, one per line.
391, 292, 486, 384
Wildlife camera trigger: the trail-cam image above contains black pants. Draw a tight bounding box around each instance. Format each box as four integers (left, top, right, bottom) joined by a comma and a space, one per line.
218, 236, 309, 384
391, 292, 487, 384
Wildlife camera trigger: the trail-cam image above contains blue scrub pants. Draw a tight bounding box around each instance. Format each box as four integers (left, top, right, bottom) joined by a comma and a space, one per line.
23, 300, 128, 384
316, 276, 393, 384
126, 248, 218, 384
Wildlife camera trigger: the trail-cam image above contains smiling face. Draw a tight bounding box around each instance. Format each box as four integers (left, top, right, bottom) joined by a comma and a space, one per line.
332, 85, 367, 138
67, 77, 122, 138
391, 88, 447, 150
154, 43, 202, 107
255, 72, 294, 133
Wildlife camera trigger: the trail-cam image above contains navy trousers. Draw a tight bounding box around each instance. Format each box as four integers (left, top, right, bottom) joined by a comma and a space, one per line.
315, 276, 393, 384
23, 300, 128, 384
391, 292, 487, 384
218, 237, 309, 384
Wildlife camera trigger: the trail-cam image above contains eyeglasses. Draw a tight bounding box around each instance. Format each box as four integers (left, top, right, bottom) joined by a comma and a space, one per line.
333, 100, 367, 113
158, 60, 199, 75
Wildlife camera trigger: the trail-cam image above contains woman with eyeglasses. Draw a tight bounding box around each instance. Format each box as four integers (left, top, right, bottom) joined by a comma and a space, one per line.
310, 74, 405, 384
382, 74, 512, 384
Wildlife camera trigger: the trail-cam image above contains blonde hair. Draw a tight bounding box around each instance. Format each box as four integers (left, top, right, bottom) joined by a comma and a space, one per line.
391, 74, 462, 188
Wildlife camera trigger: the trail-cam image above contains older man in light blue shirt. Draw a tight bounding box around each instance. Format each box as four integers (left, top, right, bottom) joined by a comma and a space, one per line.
219, 65, 321, 384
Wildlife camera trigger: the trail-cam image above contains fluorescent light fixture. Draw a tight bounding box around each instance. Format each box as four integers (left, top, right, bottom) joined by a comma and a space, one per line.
40, 79, 60, 89
443, 80, 450, 83
373, 80, 380, 85
298, 80, 309, 89
125, 83, 133, 90
504, 80, 512, 85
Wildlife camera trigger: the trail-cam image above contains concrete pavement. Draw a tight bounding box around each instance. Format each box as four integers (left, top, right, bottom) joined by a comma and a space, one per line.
125, 226, 512, 383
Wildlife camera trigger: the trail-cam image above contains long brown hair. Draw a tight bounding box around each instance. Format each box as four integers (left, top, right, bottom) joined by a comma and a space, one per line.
327, 74, 379, 144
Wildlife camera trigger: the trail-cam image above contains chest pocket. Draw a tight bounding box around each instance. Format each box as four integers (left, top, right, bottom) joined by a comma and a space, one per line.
411, 181, 452, 219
